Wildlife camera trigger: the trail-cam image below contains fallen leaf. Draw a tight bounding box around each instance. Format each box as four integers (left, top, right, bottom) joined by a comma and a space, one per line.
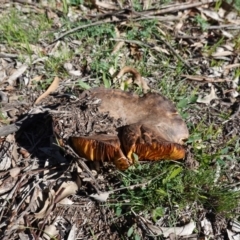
212, 50, 233, 57
90, 192, 110, 202
67, 224, 77, 240
94, 0, 118, 10
9, 167, 21, 177
43, 224, 59, 240
54, 181, 79, 203
68, 70, 82, 76
0, 176, 18, 195
229, 219, 240, 232
153, 46, 170, 55
197, 85, 218, 104
57, 197, 74, 205
19, 148, 30, 158
227, 229, 240, 240
112, 41, 125, 54
199, 8, 223, 22
201, 217, 214, 238
35, 189, 55, 219
0, 154, 11, 170
63, 62, 73, 71
29, 75, 43, 86
221, 29, 233, 39
146, 221, 196, 237
7, 64, 28, 85
35, 76, 60, 105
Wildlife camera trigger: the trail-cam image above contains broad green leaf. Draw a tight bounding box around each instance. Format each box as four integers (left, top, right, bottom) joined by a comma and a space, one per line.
177, 98, 188, 109
135, 234, 141, 240
127, 226, 134, 237
77, 80, 91, 90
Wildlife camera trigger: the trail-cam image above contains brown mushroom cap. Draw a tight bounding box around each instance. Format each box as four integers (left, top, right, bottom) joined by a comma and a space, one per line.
89, 88, 189, 144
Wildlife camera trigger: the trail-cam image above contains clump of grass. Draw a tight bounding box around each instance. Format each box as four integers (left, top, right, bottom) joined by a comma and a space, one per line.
0, 9, 52, 48
110, 162, 239, 222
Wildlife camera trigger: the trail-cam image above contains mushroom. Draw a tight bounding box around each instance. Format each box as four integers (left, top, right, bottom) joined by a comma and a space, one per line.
70, 88, 189, 170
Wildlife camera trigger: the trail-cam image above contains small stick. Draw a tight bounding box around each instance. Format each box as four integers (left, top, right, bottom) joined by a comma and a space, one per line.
153, 34, 192, 71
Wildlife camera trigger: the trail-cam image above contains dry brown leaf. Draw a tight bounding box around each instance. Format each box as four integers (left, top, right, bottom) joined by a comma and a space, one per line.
112, 28, 125, 54
130, 44, 142, 60
35, 76, 60, 105
67, 224, 77, 240
29, 186, 43, 212
227, 229, 240, 240
0, 154, 11, 170
229, 219, 240, 232
221, 29, 233, 39
153, 46, 170, 55
90, 192, 110, 202
175, 10, 190, 32
9, 167, 21, 177
54, 181, 78, 203
30, 75, 43, 84
197, 85, 218, 104
0, 176, 18, 195
7, 64, 28, 85
11, 143, 18, 164
43, 224, 59, 240
146, 221, 196, 237
19, 148, 30, 158
57, 197, 74, 205
212, 50, 233, 57
94, 0, 119, 9
199, 8, 223, 22
201, 218, 214, 239
35, 189, 55, 219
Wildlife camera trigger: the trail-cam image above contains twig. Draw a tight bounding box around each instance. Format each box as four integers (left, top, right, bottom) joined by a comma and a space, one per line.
182, 74, 232, 83
135, 15, 181, 21
205, 24, 240, 30
0, 53, 18, 58
132, 0, 216, 16
153, 34, 192, 71
176, 34, 204, 40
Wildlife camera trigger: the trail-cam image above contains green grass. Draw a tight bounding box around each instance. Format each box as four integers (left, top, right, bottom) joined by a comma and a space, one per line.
0, 9, 52, 50
110, 161, 239, 218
